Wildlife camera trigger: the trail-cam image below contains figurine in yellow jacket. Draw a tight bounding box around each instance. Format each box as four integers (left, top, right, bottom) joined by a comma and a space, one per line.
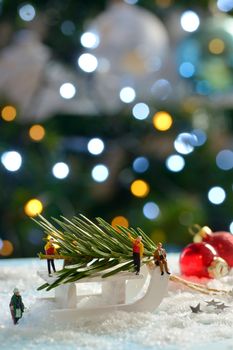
44, 238, 57, 276
128, 233, 144, 275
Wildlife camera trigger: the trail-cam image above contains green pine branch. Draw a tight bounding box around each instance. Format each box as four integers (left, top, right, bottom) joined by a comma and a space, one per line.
34, 214, 156, 291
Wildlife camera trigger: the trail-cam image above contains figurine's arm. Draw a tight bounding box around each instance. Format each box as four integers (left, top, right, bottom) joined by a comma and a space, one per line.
127, 232, 135, 243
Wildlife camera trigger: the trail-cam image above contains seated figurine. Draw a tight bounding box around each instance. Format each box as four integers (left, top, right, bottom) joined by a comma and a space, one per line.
153, 242, 171, 276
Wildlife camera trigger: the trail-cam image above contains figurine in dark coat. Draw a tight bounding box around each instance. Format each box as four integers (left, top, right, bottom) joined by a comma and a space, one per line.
9, 288, 25, 324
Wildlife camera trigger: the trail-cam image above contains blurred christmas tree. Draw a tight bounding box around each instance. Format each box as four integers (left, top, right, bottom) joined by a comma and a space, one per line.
0, 0, 233, 257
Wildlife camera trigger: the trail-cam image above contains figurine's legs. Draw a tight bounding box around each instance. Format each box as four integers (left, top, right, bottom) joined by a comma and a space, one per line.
133, 252, 140, 274
158, 261, 164, 275
163, 260, 170, 274
51, 259, 56, 272
47, 259, 52, 275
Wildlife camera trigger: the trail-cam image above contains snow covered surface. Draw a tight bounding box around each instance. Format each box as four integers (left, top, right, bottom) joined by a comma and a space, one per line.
1, 254, 233, 350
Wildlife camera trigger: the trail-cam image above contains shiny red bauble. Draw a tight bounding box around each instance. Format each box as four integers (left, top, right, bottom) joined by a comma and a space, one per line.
193, 226, 233, 267
179, 242, 229, 279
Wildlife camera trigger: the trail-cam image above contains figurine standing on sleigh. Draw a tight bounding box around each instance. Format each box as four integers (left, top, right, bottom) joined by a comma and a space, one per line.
128, 233, 144, 275
9, 288, 25, 325
44, 237, 58, 277
153, 242, 171, 276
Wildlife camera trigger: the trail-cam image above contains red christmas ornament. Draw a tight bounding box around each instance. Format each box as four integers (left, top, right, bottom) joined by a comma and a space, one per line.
191, 225, 233, 267
179, 242, 229, 279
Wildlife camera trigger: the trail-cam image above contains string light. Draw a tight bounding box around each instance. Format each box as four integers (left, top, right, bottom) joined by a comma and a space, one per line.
24, 199, 43, 217
0, 240, 14, 256
153, 111, 173, 131
29, 125, 45, 142
1, 105, 16, 121
111, 216, 129, 230
130, 179, 150, 198
1, 151, 22, 172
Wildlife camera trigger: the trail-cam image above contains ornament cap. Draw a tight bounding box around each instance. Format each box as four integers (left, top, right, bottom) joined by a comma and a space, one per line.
208, 257, 229, 279
189, 224, 212, 243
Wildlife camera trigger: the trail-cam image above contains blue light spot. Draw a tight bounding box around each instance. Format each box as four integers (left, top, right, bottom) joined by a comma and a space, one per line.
179, 62, 195, 78
132, 157, 149, 173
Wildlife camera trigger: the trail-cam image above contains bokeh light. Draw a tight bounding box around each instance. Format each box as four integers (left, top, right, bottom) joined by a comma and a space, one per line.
166, 154, 185, 172
29, 125, 45, 142
151, 79, 172, 101
208, 38, 225, 55
119, 87, 136, 103
59, 83, 76, 99
92, 164, 109, 182
152, 111, 173, 131
208, 186, 226, 205
132, 157, 149, 173
1, 105, 17, 121
174, 133, 197, 154
191, 129, 207, 146
229, 221, 233, 234
78, 53, 98, 73
132, 103, 150, 120
179, 62, 195, 78
130, 179, 150, 198
111, 216, 129, 230
1, 151, 22, 172
80, 32, 100, 49
52, 162, 70, 179
0, 240, 14, 256
180, 11, 200, 32
61, 20, 75, 36
143, 202, 160, 220
216, 149, 233, 170
124, 0, 138, 4
87, 138, 105, 155
217, 0, 233, 12
18, 3, 36, 22
24, 199, 43, 217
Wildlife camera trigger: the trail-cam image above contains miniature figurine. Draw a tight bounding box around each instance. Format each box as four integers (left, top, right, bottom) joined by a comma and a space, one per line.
153, 242, 171, 276
9, 288, 25, 325
128, 233, 144, 275
44, 237, 57, 276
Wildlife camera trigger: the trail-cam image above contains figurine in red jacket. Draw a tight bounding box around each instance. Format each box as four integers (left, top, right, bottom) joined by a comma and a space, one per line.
44, 238, 57, 276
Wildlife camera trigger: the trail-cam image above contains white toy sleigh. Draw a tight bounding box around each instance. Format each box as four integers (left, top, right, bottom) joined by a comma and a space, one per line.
37, 263, 169, 321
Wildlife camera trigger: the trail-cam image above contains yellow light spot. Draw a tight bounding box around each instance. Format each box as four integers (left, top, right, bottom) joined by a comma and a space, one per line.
111, 216, 129, 231
155, 0, 173, 8
0, 240, 14, 256
153, 111, 173, 131
29, 124, 45, 141
24, 199, 43, 217
130, 179, 150, 198
1, 105, 17, 122
208, 38, 225, 55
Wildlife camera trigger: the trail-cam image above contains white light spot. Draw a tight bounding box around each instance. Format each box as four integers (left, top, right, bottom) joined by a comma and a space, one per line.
174, 133, 197, 155
208, 186, 226, 205
229, 221, 233, 233
132, 103, 150, 120
92, 164, 109, 182
143, 202, 160, 220
87, 138, 105, 155
59, 83, 76, 99
52, 162, 69, 179
78, 53, 98, 73
119, 87, 136, 104
18, 4, 36, 22
180, 11, 200, 32
80, 32, 100, 49
1, 151, 22, 172
166, 155, 185, 172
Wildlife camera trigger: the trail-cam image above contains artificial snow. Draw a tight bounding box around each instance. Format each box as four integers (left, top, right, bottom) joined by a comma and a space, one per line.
1, 255, 233, 350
